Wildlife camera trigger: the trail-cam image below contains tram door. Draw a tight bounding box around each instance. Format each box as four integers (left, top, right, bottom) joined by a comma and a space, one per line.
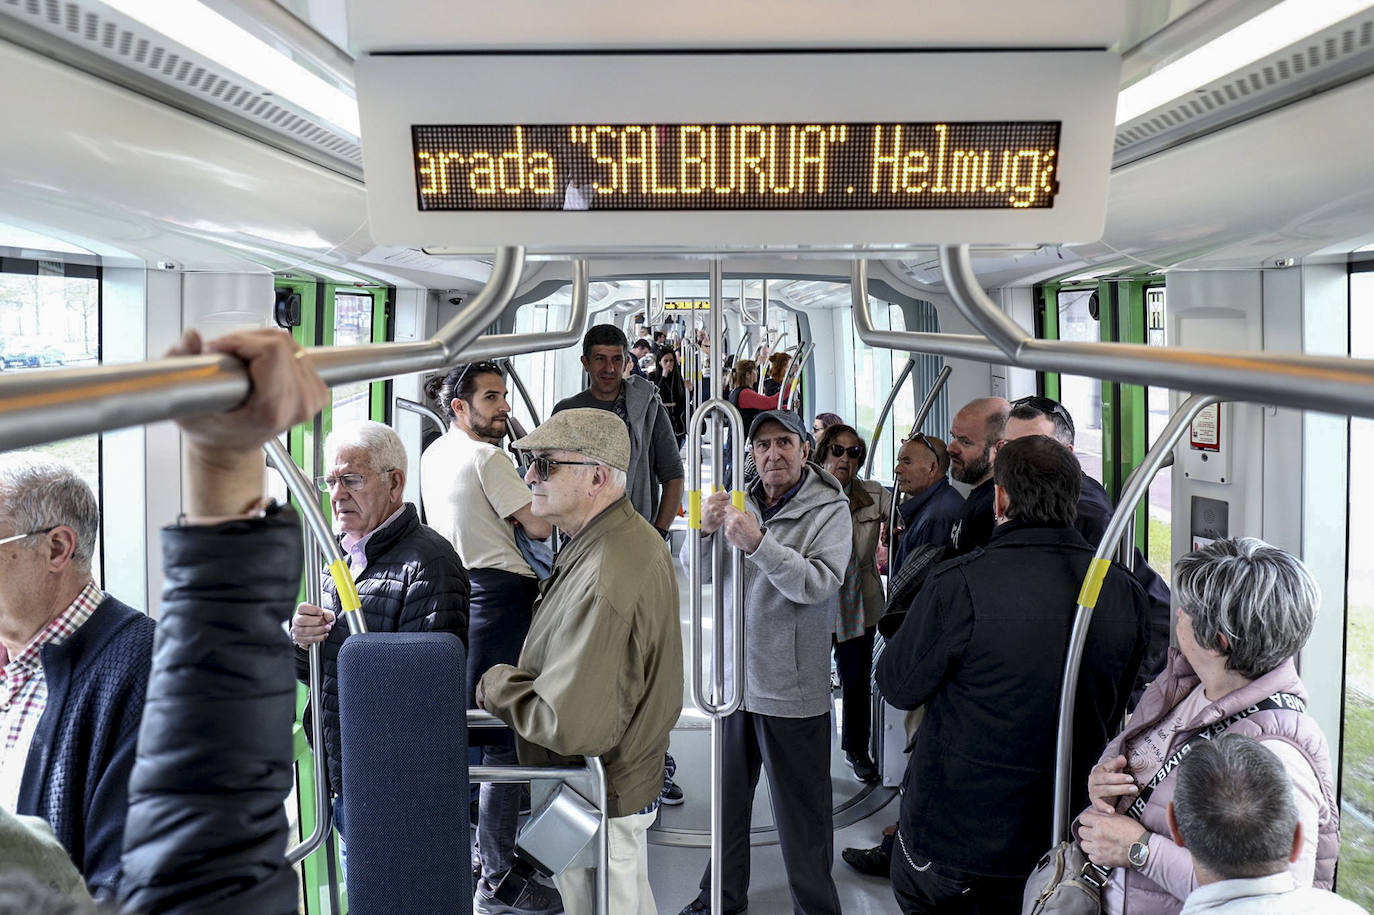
275, 276, 392, 915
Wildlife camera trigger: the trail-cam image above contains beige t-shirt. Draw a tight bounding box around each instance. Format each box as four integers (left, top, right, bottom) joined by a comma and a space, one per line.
421, 430, 536, 578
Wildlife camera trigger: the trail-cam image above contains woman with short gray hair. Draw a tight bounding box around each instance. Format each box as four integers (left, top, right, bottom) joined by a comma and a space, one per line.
1076, 537, 1340, 915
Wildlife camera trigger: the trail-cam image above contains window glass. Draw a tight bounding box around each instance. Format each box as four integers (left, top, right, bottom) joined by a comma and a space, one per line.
1340, 269, 1374, 909
330, 292, 373, 426
0, 265, 101, 581
1144, 285, 1174, 584
1056, 289, 1104, 483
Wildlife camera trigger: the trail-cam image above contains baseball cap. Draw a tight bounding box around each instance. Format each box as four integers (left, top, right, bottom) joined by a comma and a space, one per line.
510, 408, 631, 471
748, 410, 809, 443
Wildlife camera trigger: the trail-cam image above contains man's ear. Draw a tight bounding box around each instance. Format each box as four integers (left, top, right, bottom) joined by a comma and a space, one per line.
1289, 821, 1303, 863
1166, 802, 1186, 848
45, 526, 80, 573
993, 484, 1011, 520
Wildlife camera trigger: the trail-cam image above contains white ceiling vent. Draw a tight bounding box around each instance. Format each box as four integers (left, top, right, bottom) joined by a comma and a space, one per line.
1113, 9, 1374, 167
0, 0, 363, 177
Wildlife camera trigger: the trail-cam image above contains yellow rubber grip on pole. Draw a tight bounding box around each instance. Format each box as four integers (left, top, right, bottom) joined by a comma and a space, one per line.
329, 558, 362, 615
688, 490, 702, 529
732, 490, 746, 512
1077, 557, 1112, 610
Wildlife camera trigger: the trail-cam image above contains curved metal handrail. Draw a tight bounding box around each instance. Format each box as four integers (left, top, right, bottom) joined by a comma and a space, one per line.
287, 537, 332, 867
863, 356, 918, 479
395, 397, 446, 431
461, 259, 590, 364
499, 357, 543, 428
1051, 393, 1220, 844
0, 248, 523, 453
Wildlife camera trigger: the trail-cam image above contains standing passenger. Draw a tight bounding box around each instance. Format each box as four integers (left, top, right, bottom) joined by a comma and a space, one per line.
419, 363, 560, 915
889, 433, 964, 575
817, 423, 889, 785
478, 409, 683, 915
0, 456, 155, 902
553, 325, 684, 538
946, 397, 1010, 555
289, 422, 469, 842
680, 409, 851, 915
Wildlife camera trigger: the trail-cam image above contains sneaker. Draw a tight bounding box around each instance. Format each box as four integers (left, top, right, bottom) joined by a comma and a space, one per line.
841, 843, 891, 878
660, 780, 685, 806
474, 875, 563, 915
845, 751, 881, 785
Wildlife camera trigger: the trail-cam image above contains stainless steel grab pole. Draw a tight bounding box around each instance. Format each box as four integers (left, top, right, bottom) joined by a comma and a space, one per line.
936, 244, 1374, 419
263, 439, 367, 635
395, 397, 446, 431
287, 534, 332, 868
500, 358, 543, 428
1049, 393, 1220, 844
0, 247, 524, 453
863, 355, 918, 479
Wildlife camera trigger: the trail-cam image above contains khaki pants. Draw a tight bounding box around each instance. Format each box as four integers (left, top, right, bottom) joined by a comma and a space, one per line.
556, 809, 658, 915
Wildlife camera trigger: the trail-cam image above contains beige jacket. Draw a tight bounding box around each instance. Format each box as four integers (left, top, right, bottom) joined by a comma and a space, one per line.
846, 477, 892, 632
481, 496, 683, 817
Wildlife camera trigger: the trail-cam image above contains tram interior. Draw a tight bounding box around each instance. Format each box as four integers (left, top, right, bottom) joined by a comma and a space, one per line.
4, 0, 1374, 912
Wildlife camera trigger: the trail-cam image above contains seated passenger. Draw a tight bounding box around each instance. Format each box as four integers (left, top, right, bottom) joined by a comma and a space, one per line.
681, 409, 852, 915
1078, 538, 1339, 915
289, 420, 469, 838
1168, 733, 1364, 914
816, 423, 890, 785
0, 454, 155, 901
477, 409, 683, 915
876, 435, 1147, 913
120, 327, 328, 914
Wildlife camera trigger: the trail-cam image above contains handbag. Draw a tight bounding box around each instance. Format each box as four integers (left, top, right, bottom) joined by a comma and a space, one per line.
1020, 691, 1304, 915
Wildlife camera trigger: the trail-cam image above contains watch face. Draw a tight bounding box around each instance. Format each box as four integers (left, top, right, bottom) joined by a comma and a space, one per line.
1129, 842, 1149, 868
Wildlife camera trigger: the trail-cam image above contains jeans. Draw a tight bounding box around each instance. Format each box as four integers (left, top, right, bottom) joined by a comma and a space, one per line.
477, 744, 521, 882
890, 829, 1025, 914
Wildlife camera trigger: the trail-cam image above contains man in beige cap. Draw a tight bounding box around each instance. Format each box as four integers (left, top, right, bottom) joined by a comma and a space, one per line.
477, 408, 683, 915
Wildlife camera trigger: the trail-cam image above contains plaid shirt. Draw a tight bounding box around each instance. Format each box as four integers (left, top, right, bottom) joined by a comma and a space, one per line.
0, 581, 103, 811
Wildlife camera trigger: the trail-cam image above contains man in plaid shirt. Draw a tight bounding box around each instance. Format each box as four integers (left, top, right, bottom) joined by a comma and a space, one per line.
0, 456, 154, 901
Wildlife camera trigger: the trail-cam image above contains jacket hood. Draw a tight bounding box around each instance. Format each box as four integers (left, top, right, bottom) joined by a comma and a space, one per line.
750, 463, 846, 523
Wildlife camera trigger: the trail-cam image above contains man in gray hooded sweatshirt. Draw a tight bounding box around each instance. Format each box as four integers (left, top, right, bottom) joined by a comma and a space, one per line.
552, 324, 684, 537
679, 410, 852, 915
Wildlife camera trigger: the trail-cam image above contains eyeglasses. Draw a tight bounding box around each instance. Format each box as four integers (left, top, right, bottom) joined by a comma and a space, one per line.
0, 526, 57, 547
529, 456, 602, 483
1011, 395, 1076, 438
314, 470, 395, 492
907, 432, 939, 461
827, 444, 865, 460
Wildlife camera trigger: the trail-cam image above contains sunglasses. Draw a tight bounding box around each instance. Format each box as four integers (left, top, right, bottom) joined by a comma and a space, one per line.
1011, 395, 1076, 437
907, 432, 939, 461
827, 444, 865, 460
0, 526, 57, 547
530, 455, 602, 482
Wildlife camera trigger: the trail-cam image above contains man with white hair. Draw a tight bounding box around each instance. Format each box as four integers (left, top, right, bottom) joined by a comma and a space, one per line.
478, 408, 683, 915
0, 454, 155, 902
290, 420, 469, 835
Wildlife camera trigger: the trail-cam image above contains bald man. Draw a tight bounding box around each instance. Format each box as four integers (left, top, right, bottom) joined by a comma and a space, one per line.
946, 397, 1010, 555
890, 433, 964, 576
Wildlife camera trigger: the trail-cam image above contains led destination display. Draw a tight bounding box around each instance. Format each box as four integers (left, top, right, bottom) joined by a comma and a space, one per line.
412, 121, 1061, 212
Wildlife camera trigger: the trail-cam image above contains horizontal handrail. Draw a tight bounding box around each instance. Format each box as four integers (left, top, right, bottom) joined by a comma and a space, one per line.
934, 244, 1374, 419
394, 397, 446, 431
0, 247, 521, 452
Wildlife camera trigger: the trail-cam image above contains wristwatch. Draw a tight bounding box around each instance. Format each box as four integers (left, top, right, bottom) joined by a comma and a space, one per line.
1128, 838, 1151, 869
655, 526, 672, 541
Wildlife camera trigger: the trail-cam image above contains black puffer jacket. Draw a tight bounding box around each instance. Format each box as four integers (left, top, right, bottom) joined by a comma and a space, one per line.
120, 504, 303, 915
295, 503, 469, 796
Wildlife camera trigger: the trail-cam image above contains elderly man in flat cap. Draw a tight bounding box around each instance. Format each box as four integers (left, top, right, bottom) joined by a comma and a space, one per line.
477, 408, 683, 915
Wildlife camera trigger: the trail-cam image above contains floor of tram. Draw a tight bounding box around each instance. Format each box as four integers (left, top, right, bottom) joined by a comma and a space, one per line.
641, 548, 899, 913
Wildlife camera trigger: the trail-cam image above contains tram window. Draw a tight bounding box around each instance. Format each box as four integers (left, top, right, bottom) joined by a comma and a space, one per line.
1339, 268, 1374, 908
848, 297, 907, 482
1144, 285, 1173, 584
0, 262, 102, 581
510, 285, 580, 422
1055, 289, 1104, 483
331, 292, 374, 426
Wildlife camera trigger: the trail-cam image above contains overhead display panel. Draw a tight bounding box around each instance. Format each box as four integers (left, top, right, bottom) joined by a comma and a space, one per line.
355, 52, 1120, 249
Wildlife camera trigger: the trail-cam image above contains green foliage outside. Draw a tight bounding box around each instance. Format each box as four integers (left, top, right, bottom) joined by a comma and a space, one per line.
1147, 517, 1172, 586
1340, 603, 1374, 909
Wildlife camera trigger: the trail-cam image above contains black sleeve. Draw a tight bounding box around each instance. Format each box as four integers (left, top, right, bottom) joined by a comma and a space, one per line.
120, 506, 303, 915
875, 570, 974, 710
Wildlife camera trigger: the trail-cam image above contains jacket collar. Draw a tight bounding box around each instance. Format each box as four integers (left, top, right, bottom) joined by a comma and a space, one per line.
554, 495, 636, 569
748, 463, 846, 523
898, 477, 952, 523
337, 503, 420, 566
985, 519, 1087, 548
846, 478, 875, 513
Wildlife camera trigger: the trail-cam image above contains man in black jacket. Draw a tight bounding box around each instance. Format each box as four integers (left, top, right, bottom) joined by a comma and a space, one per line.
876, 436, 1148, 914
290, 420, 469, 834
946, 397, 1009, 555
0, 454, 155, 903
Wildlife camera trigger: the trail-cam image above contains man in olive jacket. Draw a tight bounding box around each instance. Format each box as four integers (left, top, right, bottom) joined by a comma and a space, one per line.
479, 409, 683, 915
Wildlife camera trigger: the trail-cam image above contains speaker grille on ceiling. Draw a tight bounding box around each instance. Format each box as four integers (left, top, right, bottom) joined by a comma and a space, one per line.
1114, 9, 1374, 167
0, 0, 362, 173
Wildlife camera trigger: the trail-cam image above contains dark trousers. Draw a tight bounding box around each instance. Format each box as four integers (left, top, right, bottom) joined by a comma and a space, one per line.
890, 829, 1025, 915
833, 627, 875, 755
695, 710, 840, 915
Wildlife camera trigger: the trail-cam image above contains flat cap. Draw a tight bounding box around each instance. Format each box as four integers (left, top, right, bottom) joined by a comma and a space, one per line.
510, 408, 631, 472
748, 409, 809, 443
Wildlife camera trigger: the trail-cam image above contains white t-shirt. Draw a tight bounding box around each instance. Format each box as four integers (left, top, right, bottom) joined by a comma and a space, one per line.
421, 430, 536, 578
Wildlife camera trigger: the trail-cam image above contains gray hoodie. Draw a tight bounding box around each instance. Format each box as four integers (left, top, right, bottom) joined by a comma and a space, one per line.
553, 374, 684, 523
685, 464, 853, 717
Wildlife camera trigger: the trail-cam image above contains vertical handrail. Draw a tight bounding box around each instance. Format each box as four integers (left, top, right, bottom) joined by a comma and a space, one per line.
500, 357, 543, 428
588, 756, 610, 915
882, 365, 954, 584
264, 438, 368, 636
287, 535, 333, 870
1050, 393, 1221, 844
687, 259, 747, 915
1114, 452, 1174, 568
862, 355, 918, 479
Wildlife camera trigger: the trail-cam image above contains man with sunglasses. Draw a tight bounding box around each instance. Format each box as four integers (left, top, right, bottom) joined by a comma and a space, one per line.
0, 455, 154, 902
290, 420, 469, 845
478, 409, 682, 915
1002, 395, 1173, 702
552, 325, 684, 539
890, 432, 965, 576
